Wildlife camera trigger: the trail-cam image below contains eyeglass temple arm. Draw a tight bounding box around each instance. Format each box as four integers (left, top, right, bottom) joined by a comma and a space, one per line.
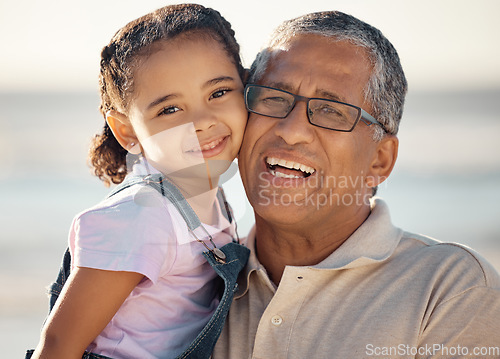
360, 109, 380, 127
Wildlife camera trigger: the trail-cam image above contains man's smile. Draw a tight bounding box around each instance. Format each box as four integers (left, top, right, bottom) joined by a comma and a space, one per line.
265, 156, 316, 178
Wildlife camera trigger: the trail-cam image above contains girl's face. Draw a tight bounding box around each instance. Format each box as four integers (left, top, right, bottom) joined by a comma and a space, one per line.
124, 35, 247, 178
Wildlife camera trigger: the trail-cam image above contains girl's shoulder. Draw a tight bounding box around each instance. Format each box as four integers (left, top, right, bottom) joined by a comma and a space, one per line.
73, 183, 176, 236
69, 182, 180, 281
87, 181, 159, 207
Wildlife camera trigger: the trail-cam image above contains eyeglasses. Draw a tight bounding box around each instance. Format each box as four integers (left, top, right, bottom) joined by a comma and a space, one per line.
244, 84, 384, 133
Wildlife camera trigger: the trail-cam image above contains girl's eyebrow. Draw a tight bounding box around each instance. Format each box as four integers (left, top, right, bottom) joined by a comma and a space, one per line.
147, 76, 236, 110
147, 94, 177, 111
203, 76, 235, 88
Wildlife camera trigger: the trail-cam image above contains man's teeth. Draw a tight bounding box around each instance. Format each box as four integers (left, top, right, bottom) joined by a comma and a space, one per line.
266, 157, 316, 177
271, 171, 301, 179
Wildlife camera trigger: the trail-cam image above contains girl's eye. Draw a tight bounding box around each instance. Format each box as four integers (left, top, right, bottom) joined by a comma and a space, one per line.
158, 106, 180, 116
210, 89, 230, 99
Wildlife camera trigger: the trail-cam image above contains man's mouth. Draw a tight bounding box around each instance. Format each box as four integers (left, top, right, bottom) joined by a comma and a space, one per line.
266, 157, 316, 178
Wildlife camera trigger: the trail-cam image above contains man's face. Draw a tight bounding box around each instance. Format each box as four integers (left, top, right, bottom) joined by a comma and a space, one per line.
239, 34, 383, 227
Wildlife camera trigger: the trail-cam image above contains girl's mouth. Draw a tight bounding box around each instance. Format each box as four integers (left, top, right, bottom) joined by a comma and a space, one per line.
187, 135, 229, 158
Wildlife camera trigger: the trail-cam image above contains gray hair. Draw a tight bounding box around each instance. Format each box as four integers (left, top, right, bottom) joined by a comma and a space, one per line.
249, 11, 408, 141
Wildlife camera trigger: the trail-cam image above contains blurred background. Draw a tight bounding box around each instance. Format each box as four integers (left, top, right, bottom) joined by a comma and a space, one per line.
1, 0, 499, 356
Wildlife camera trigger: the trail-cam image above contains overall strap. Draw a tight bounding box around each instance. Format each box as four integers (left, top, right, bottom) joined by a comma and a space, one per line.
216, 186, 232, 224
106, 176, 149, 198
108, 174, 200, 228
109, 174, 233, 229
143, 174, 202, 231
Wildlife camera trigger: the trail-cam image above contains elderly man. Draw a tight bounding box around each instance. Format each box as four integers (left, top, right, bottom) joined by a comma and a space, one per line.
213, 11, 500, 359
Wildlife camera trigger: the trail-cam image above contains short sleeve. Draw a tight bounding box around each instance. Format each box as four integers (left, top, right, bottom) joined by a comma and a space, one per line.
418, 245, 500, 355
419, 286, 500, 355
69, 191, 178, 284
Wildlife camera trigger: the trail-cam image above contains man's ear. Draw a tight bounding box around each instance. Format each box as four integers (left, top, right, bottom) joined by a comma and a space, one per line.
366, 135, 398, 188
106, 110, 140, 154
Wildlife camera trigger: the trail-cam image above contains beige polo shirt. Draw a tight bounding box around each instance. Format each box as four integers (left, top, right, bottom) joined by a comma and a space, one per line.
213, 199, 500, 359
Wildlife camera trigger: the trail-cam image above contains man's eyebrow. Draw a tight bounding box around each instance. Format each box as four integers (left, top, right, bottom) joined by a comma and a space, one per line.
267, 81, 294, 93
203, 76, 236, 89
316, 89, 346, 103
266, 81, 347, 102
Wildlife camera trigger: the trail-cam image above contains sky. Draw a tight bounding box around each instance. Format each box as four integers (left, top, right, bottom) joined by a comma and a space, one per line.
1, 0, 499, 93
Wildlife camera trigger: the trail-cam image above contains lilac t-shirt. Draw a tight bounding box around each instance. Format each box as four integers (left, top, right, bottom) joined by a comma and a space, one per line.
68, 162, 235, 359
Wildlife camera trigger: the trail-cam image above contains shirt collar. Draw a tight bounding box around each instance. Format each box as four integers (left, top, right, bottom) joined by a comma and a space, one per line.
131, 156, 162, 176
236, 198, 403, 298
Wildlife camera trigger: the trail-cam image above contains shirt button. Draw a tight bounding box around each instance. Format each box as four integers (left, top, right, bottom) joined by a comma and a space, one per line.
271, 315, 283, 326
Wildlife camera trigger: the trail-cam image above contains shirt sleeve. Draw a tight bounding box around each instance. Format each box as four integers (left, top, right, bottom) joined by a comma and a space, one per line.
418, 251, 500, 357
69, 193, 178, 284
419, 286, 500, 357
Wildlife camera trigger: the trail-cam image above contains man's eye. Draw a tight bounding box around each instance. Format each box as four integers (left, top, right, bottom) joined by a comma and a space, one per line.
317, 104, 342, 115
158, 106, 180, 116
260, 96, 291, 109
262, 96, 287, 103
312, 103, 351, 124
211, 89, 230, 99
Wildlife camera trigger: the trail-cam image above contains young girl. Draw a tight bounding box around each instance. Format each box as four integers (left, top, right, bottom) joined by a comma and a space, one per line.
30, 4, 248, 359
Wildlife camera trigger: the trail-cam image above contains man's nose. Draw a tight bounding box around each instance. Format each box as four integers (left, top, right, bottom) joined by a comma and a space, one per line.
273, 101, 314, 145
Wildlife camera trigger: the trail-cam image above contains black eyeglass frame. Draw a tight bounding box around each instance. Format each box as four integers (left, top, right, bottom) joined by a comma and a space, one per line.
244, 84, 385, 133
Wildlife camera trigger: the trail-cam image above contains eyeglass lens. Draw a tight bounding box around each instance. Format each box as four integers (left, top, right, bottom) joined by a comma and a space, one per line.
246, 86, 361, 132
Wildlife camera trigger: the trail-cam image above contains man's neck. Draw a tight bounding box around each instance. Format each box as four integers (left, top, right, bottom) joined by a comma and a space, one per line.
254, 205, 371, 286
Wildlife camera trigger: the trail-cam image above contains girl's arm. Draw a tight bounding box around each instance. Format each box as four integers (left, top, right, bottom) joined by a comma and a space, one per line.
31, 266, 144, 359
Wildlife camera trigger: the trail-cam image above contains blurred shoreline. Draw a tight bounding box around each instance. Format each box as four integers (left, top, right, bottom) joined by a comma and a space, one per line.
1, 89, 499, 357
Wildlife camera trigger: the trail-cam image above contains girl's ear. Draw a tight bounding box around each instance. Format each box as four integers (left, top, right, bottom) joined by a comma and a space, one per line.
106, 110, 141, 154
366, 135, 399, 188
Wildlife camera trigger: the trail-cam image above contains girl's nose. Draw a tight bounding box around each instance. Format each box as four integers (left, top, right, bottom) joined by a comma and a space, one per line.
192, 108, 217, 132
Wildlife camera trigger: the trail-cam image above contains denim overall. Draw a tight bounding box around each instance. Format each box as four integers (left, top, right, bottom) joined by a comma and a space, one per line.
25, 174, 250, 359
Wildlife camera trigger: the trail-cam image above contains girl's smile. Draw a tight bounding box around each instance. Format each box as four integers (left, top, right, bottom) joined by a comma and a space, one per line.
188, 135, 230, 158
